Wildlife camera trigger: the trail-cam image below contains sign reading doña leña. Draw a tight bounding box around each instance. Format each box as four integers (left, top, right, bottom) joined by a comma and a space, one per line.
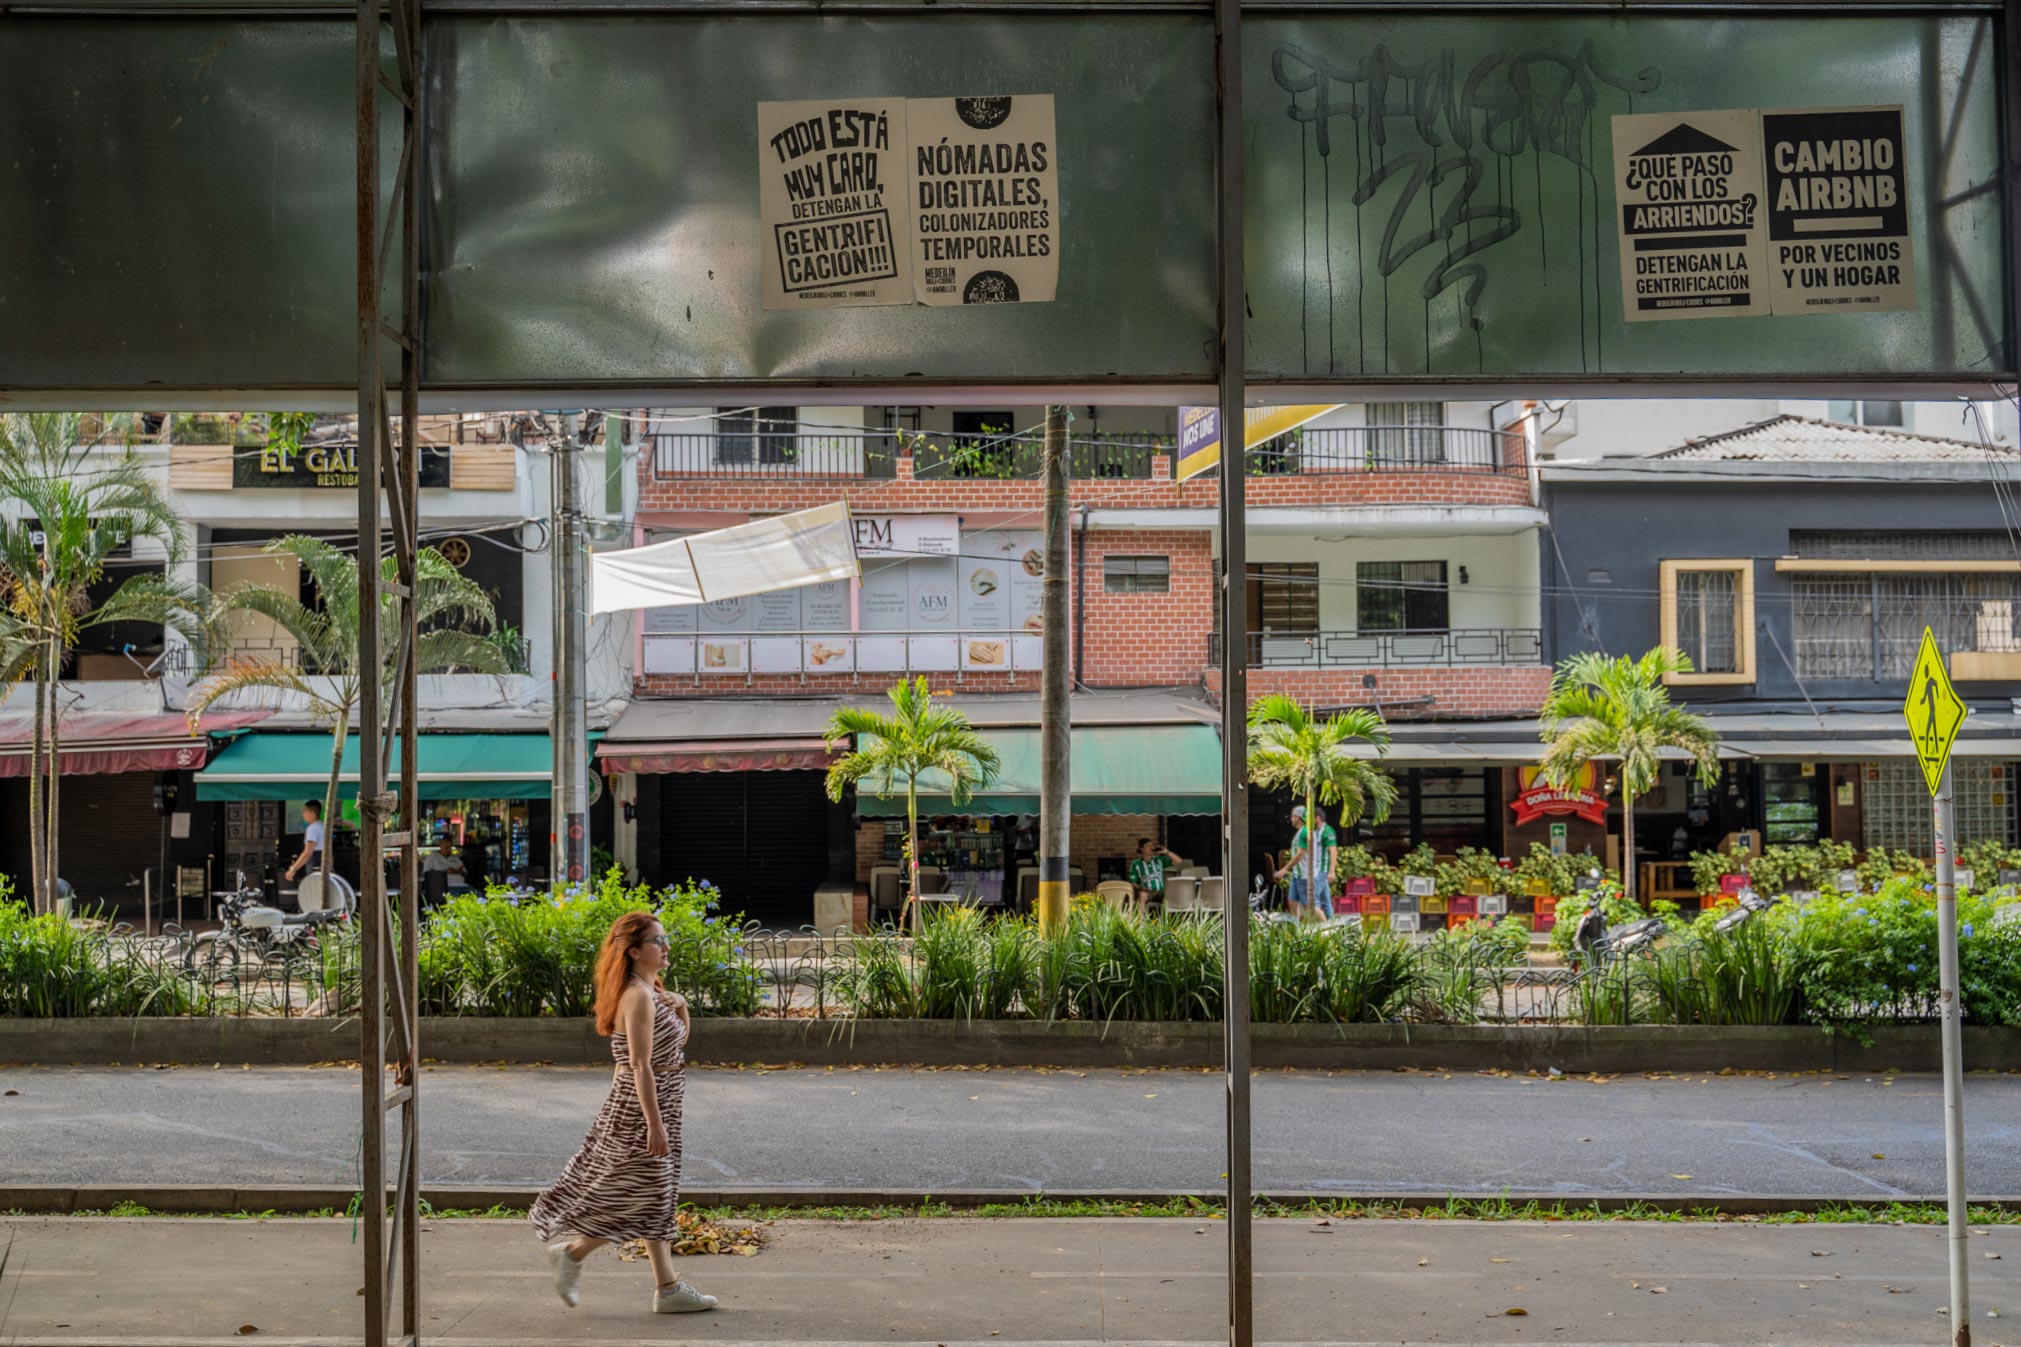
1762, 106, 1915, 315
1612, 110, 1767, 321
757, 98, 913, 309
1612, 104, 1916, 320
907, 95, 1059, 305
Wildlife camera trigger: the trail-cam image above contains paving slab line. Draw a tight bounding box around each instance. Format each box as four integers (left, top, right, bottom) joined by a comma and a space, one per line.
3, 1182, 2015, 1216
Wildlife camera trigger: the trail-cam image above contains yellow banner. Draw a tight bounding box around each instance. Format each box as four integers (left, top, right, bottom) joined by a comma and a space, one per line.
1174, 404, 1341, 481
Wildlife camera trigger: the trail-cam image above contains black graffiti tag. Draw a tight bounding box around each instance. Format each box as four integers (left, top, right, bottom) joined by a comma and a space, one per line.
1272, 41, 1660, 306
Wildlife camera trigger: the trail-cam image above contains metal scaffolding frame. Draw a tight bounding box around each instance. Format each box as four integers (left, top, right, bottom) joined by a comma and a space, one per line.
355, 0, 425, 1342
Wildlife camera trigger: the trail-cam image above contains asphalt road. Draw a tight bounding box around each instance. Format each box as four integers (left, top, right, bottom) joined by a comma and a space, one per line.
1, 1064, 2017, 1198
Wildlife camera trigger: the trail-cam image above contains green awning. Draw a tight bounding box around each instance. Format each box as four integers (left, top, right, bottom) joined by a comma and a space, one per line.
855, 724, 1223, 817
194, 732, 562, 802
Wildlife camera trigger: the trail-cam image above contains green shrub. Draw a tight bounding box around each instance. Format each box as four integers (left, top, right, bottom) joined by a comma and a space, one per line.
0, 895, 209, 1017
1434, 847, 1504, 898
1513, 843, 1577, 899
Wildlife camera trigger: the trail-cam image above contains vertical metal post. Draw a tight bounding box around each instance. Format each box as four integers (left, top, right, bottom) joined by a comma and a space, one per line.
1037, 404, 1072, 933
359, 1, 423, 1342
2003, 0, 2021, 378
552, 412, 591, 884
1214, 0, 1252, 1343
1934, 758, 1971, 1347
355, 4, 387, 1342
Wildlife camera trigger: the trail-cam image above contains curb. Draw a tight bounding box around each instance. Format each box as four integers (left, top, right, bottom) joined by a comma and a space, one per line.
2, 1183, 2016, 1217
3, 1017, 2018, 1072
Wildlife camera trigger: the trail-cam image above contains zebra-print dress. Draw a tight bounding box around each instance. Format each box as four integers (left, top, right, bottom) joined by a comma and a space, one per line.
531, 987, 686, 1243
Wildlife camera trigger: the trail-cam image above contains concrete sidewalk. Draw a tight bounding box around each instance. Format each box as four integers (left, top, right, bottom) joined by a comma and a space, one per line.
0, 1215, 2015, 1345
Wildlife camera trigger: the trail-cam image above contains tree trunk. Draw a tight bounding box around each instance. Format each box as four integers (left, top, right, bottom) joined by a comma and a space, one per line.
1621, 793, 1638, 907
320, 704, 350, 899
905, 778, 920, 935
44, 634, 62, 915
27, 636, 47, 915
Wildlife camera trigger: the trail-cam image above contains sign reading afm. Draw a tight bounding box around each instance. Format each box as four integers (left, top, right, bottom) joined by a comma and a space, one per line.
233, 442, 450, 491
0, 10, 2005, 393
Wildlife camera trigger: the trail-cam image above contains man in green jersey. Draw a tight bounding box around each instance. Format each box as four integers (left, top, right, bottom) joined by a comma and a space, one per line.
1275, 805, 1338, 920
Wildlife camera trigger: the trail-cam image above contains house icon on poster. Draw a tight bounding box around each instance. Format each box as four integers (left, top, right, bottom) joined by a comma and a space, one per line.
1632, 123, 1740, 158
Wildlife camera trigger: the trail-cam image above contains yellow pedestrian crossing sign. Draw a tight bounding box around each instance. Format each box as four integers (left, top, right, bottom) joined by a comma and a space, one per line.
1904, 626, 1967, 796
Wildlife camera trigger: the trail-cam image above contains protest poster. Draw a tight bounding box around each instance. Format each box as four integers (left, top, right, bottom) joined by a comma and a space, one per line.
757, 98, 913, 310
906, 94, 1059, 305
1761, 106, 1916, 314
1611, 109, 1768, 321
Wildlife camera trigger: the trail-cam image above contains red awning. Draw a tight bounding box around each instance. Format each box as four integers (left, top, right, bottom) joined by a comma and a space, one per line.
0, 709, 268, 777
596, 737, 837, 774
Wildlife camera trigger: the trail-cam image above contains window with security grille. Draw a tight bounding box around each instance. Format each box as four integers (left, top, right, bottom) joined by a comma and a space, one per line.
1357, 560, 1450, 632
1794, 573, 2021, 679
1244, 562, 1319, 634
1791, 530, 2017, 561
1861, 759, 2016, 851
1825, 400, 1905, 427
1366, 401, 1445, 465
714, 406, 796, 464
1103, 555, 1170, 594
1676, 569, 1740, 673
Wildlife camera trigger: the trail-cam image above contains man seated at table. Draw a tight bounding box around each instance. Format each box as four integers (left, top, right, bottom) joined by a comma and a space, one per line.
1129, 838, 1184, 909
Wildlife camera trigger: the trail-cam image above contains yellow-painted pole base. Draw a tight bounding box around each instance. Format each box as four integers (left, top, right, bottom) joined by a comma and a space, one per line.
1036, 880, 1071, 934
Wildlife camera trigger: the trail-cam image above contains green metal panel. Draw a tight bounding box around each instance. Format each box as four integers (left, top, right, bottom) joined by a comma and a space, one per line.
1243, 12, 2006, 381
0, 8, 2007, 395
854, 724, 1224, 816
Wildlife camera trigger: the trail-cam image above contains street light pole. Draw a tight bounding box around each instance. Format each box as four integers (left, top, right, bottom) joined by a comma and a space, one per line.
1037, 404, 1072, 934
1934, 757, 1971, 1347
551, 412, 591, 885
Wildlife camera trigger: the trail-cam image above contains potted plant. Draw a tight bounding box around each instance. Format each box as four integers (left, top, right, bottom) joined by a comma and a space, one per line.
1690, 849, 1745, 902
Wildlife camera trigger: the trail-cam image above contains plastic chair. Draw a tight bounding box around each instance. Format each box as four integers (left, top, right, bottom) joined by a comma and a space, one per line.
1095, 880, 1137, 912
1015, 867, 1039, 909
1197, 876, 1225, 913
1164, 874, 1201, 913
915, 866, 949, 895
1180, 865, 1210, 879
869, 866, 902, 919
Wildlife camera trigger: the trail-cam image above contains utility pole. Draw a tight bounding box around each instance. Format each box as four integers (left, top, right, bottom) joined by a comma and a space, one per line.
551, 412, 591, 885
1214, 0, 1253, 1341
1934, 758, 1971, 1347
1037, 404, 1071, 933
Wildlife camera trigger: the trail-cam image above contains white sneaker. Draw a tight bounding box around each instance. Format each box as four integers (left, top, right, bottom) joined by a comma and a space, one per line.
653, 1280, 718, 1314
546, 1241, 583, 1308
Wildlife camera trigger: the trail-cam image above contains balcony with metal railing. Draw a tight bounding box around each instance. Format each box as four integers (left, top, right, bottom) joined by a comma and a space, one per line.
648, 424, 1526, 483
1211, 627, 1545, 669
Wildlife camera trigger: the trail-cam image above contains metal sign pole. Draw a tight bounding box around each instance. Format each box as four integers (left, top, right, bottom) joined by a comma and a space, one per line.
1934, 756, 1971, 1347
1214, 0, 1252, 1343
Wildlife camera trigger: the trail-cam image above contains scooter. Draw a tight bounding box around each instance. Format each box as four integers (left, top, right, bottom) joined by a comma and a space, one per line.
184, 872, 349, 975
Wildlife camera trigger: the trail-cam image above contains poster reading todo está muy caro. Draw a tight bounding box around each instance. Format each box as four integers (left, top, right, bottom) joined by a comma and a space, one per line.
757, 94, 1059, 309
757, 98, 914, 310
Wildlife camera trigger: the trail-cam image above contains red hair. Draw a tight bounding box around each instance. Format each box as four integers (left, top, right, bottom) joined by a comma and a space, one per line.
593, 911, 663, 1036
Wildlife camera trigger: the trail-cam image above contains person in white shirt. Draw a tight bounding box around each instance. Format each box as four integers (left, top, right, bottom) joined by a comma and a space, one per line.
422, 837, 467, 888
284, 800, 326, 883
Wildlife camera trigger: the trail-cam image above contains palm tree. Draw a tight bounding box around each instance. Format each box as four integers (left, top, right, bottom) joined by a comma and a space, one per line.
0, 413, 215, 913
1536, 648, 1722, 905
823, 677, 1001, 930
187, 536, 505, 894
1246, 693, 1399, 913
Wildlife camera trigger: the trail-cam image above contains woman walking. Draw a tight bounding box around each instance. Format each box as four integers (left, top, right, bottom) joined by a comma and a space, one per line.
532, 911, 717, 1315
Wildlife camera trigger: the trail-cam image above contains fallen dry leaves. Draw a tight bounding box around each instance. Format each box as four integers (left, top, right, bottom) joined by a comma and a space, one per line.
616, 1211, 768, 1260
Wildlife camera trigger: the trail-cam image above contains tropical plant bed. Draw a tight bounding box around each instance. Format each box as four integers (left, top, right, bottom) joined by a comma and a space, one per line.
3, 1014, 2015, 1073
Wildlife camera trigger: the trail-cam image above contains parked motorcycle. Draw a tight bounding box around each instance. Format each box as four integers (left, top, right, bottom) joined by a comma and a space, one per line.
1711, 888, 1775, 934
184, 873, 348, 976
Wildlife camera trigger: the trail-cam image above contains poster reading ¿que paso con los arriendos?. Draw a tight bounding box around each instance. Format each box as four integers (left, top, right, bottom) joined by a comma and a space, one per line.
907, 95, 1059, 306
757, 98, 914, 310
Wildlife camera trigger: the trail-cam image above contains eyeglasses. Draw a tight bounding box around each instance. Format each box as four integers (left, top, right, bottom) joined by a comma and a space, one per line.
641, 934, 671, 949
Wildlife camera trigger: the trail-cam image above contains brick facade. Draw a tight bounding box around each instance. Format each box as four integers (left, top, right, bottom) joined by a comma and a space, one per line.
638, 450, 1531, 517
634, 441, 1545, 709
1203, 666, 1554, 720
